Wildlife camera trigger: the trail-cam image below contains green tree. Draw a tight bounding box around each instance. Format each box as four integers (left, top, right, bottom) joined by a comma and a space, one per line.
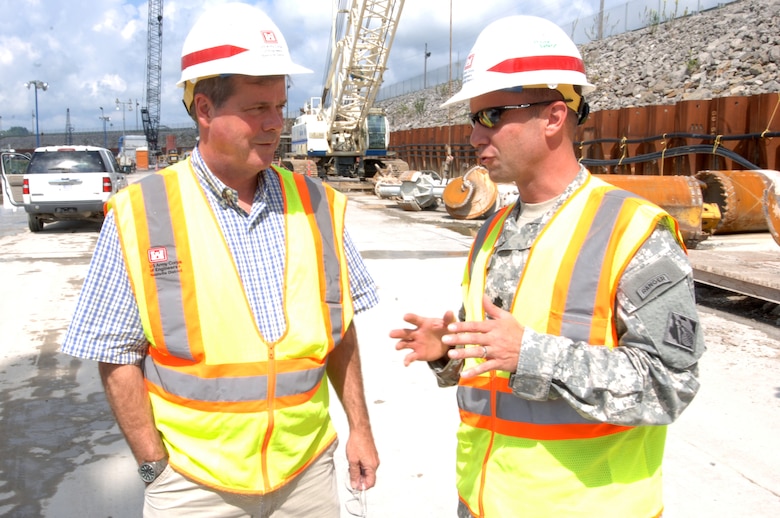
5, 126, 30, 137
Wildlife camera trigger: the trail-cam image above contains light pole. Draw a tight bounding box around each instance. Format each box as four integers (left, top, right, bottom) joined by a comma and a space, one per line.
116, 98, 132, 159
286, 83, 290, 121
26, 80, 48, 147
424, 43, 431, 89
99, 107, 111, 149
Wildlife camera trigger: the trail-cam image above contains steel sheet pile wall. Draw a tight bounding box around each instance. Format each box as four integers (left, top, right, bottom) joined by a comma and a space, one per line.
390, 93, 780, 177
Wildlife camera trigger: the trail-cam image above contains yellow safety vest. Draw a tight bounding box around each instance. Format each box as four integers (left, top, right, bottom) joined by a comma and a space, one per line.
458, 174, 684, 517
108, 159, 353, 494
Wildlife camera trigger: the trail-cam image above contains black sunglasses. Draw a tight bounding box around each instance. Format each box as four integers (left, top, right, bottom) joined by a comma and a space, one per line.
469, 100, 572, 129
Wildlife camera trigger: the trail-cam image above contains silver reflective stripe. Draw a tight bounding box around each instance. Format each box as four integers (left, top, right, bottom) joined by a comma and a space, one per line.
457, 382, 491, 417
496, 391, 595, 425
457, 385, 597, 425
140, 175, 193, 361
302, 176, 344, 343
143, 355, 326, 402
560, 190, 635, 342
276, 366, 327, 398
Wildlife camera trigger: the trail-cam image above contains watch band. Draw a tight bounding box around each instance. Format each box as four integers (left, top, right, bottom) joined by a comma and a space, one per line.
138, 457, 168, 483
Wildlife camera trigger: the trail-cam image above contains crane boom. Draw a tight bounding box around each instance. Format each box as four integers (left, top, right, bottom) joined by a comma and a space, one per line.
324, 0, 403, 151
141, 0, 163, 155
290, 0, 406, 178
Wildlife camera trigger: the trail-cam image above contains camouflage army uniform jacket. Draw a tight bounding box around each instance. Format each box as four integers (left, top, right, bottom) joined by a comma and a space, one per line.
430, 167, 705, 426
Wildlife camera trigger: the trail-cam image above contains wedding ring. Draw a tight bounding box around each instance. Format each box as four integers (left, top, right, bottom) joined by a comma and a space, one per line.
481, 345, 488, 358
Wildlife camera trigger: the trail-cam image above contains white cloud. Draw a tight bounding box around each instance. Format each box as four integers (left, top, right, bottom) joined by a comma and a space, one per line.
0, 36, 39, 66
0, 0, 616, 137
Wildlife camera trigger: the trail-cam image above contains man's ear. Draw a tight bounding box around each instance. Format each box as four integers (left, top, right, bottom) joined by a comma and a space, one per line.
545, 100, 571, 136
193, 94, 213, 125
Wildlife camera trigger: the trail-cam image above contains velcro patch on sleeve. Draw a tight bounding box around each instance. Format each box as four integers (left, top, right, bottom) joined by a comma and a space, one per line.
624, 256, 687, 310
637, 273, 672, 300
663, 312, 698, 352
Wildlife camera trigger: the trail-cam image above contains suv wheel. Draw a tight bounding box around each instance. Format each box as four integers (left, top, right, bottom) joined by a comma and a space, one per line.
28, 214, 44, 233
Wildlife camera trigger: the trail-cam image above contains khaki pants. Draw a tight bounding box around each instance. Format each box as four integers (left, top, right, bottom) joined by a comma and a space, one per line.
143, 442, 339, 517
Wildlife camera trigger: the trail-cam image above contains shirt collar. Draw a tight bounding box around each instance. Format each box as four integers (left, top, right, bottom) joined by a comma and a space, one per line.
190, 146, 268, 214
509, 165, 590, 220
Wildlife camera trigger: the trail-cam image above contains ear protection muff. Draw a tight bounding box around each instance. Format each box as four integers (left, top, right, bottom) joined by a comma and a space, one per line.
577, 98, 590, 126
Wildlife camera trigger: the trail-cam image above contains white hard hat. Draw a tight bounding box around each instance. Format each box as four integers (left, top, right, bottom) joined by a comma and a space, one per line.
177, 2, 312, 88
442, 15, 594, 106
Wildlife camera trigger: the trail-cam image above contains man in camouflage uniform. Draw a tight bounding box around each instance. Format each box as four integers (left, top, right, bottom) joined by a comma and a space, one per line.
390, 15, 704, 518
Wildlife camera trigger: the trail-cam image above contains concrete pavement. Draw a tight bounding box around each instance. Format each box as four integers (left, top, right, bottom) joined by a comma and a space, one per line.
0, 187, 779, 517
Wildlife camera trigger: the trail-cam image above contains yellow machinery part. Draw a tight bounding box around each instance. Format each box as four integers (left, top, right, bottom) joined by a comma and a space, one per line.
701, 202, 722, 234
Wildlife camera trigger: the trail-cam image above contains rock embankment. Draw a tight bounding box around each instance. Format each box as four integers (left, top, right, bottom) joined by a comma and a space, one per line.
379, 0, 780, 130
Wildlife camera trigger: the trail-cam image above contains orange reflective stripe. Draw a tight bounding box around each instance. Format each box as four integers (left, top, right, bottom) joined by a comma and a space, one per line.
145, 384, 325, 414
149, 352, 324, 377
145, 359, 327, 413
458, 379, 632, 440
459, 408, 632, 440
146, 383, 269, 413
465, 204, 512, 285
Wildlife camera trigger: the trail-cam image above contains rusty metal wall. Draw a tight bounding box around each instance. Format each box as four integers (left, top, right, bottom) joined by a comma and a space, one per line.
389, 93, 780, 177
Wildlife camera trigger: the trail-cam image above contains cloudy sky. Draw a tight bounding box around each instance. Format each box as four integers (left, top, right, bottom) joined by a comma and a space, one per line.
0, 0, 637, 137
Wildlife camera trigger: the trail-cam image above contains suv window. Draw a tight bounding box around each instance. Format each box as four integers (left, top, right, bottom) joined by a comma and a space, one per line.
27, 151, 108, 174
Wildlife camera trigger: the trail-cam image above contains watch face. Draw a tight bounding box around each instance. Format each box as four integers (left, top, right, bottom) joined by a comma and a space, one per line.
139, 463, 157, 483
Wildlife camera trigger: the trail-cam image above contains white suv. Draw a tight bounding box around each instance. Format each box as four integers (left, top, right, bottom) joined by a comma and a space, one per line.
19, 145, 128, 232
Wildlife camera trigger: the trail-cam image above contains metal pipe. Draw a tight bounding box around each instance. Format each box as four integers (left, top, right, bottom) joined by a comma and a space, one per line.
695, 170, 770, 234
595, 174, 710, 248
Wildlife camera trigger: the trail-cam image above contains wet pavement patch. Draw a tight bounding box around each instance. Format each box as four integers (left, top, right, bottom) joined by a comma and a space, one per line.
0, 329, 119, 516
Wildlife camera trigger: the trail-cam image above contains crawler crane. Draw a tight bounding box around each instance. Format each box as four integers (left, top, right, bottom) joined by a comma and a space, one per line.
288, 0, 407, 179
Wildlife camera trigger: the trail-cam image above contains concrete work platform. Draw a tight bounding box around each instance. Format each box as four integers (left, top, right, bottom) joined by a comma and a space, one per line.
688, 233, 780, 304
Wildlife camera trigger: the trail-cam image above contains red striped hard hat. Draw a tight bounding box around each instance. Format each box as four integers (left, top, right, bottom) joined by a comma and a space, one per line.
177, 2, 311, 88
442, 15, 594, 106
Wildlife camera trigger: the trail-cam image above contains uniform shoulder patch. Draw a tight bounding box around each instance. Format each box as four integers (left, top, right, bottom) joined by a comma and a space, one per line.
664, 312, 698, 352
637, 273, 672, 300
623, 255, 687, 310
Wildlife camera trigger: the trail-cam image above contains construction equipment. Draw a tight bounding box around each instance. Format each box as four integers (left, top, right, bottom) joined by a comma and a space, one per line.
288, 0, 407, 179
442, 166, 499, 220
437, 166, 780, 249
375, 170, 445, 211
141, 0, 163, 157
764, 170, 780, 246
166, 148, 180, 165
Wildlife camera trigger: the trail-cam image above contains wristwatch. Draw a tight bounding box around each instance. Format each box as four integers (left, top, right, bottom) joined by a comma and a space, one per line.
138, 457, 168, 483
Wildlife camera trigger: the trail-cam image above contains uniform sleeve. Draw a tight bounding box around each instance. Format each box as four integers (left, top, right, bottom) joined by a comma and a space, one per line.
509, 225, 705, 426
60, 210, 149, 365
427, 354, 463, 387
